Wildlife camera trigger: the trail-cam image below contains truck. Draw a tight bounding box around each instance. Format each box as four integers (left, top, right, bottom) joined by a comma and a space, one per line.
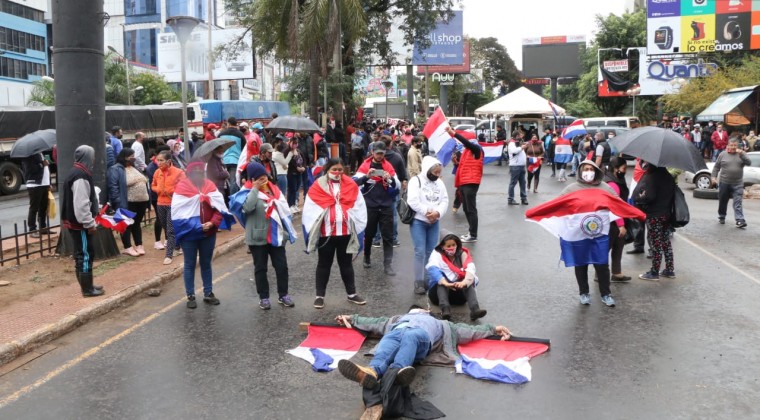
372, 102, 408, 120
0, 104, 194, 195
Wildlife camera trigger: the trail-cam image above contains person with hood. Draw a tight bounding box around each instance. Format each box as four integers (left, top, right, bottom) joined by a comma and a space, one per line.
303, 159, 368, 309
60, 145, 104, 297
426, 234, 487, 321
335, 307, 512, 389
166, 139, 187, 170
561, 160, 617, 307
151, 150, 186, 265
206, 145, 230, 202
603, 157, 631, 282
633, 161, 676, 281
407, 156, 448, 294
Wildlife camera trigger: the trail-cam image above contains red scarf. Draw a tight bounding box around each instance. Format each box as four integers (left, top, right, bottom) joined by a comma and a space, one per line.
307, 175, 359, 210
357, 157, 396, 184
439, 248, 473, 281
74, 162, 92, 176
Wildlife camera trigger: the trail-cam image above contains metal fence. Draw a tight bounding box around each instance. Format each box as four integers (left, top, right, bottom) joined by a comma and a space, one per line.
0, 208, 157, 267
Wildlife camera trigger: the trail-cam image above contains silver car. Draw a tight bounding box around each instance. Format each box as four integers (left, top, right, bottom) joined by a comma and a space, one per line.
684, 151, 760, 189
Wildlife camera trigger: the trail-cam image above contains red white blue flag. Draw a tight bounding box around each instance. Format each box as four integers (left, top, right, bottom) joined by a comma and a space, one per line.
287, 325, 366, 372
457, 339, 549, 384
96, 206, 136, 234
561, 119, 587, 139
171, 179, 235, 244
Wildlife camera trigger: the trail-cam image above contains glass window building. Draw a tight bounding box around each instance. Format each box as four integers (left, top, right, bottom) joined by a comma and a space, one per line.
0, 0, 48, 82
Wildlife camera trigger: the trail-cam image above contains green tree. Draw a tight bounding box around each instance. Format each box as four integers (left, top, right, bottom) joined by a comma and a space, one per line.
469, 37, 522, 93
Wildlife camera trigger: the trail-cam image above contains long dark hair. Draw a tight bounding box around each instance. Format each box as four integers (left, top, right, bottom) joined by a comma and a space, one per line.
435, 233, 462, 256
322, 158, 344, 174
116, 147, 135, 166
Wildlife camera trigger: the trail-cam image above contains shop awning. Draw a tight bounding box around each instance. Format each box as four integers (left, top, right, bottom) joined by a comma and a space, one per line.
697, 86, 757, 123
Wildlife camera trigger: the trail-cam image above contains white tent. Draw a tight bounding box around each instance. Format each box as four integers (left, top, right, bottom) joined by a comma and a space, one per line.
474, 87, 565, 117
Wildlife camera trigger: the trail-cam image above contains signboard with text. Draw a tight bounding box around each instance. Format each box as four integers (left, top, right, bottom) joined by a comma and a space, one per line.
158, 28, 254, 83
412, 11, 464, 66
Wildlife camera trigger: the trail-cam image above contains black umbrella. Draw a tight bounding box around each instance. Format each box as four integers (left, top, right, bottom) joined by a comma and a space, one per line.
609, 126, 707, 173
266, 116, 321, 133
10, 129, 56, 158
192, 138, 236, 162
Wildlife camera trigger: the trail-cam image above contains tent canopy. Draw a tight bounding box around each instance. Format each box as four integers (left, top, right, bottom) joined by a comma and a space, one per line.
474, 87, 566, 117
697, 86, 758, 123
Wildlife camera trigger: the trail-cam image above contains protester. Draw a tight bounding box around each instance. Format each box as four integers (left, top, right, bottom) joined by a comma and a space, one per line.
712, 139, 750, 228
407, 135, 424, 178
426, 234, 487, 320
525, 134, 545, 194
108, 148, 148, 257
447, 127, 483, 243
105, 134, 116, 169
711, 123, 729, 162
146, 145, 169, 250
633, 161, 676, 281
60, 145, 104, 297
285, 135, 308, 213
593, 132, 612, 172
335, 307, 512, 388
354, 141, 399, 276
371, 135, 407, 248
603, 157, 631, 282
151, 150, 186, 265
507, 131, 529, 205
166, 139, 187, 170
172, 162, 231, 308
204, 124, 217, 141
250, 143, 277, 183
22, 152, 51, 238
691, 125, 702, 153
561, 160, 617, 307
272, 137, 292, 194
627, 159, 648, 256
303, 159, 368, 309
243, 162, 295, 310
220, 117, 246, 194
553, 135, 573, 182
206, 145, 230, 202
109, 126, 124, 155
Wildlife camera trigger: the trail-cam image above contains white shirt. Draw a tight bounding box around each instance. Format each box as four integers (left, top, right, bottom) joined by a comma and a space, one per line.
132, 140, 147, 171
507, 140, 526, 166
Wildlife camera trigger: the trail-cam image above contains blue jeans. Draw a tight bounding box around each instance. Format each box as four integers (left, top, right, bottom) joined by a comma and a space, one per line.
410, 219, 439, 284
571, 152, 583, 173
181, 234, 216, 297
370, 327, 431, 377
712, 149, 723, 162
276, 174, 288, 195
718, 182, 745, 222
508, 165, 527, 201
374, 194, 399, 243
287, 173, 303, 207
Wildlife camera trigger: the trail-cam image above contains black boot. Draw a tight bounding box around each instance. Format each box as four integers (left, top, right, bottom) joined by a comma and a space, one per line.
363, 255, 371, 268
79, 272, 104, 297
77, 270, 103, 291
469, 305, 487, 321
440, 305, 452, 321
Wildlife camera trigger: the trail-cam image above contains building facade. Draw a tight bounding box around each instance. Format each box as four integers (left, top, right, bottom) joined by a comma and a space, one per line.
0, 0, 49, 106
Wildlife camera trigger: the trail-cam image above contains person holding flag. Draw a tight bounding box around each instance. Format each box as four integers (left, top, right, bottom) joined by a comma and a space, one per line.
171, 162, 235, 309
525, 134, 545, 194
302, 159, 368, 309
553, 133, 574, 182
447, 127, 483, 243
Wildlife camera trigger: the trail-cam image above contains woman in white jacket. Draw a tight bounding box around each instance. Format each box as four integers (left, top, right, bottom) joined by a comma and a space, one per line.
407, 156, 449, 295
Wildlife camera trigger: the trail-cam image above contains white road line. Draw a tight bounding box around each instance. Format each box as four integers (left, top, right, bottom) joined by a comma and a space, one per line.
676, 232, 760, 286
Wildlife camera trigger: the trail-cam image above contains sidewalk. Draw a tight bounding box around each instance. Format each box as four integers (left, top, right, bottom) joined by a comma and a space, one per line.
0, 226, 245, 366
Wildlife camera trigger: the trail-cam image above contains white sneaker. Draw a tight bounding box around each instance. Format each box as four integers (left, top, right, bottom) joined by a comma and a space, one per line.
460, 234, 478, 243
154, 241, 165, 250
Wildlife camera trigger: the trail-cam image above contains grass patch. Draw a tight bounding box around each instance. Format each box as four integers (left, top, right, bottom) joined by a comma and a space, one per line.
93, 256, 130, 276
29, 275, 43, 283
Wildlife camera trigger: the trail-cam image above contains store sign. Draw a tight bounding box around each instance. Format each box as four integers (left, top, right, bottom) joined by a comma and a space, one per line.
647, 59, 718, 81
432, 73, 455, 86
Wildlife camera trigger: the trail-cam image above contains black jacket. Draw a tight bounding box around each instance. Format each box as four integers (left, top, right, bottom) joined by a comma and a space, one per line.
633, 167, 675, 218
384, 149, 407, 183
22, 154, 45, 185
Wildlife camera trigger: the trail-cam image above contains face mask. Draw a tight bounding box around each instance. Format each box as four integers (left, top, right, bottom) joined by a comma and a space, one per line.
127, 158, 136, 165
444, 249, 456, 257
328, 173, 341, 181
427, 173, 439, 182
617, 171, 626, 179
581, 171, 596, 182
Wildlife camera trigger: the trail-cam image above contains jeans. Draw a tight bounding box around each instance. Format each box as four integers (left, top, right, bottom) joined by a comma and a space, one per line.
575, 264, 611, 296
410, 219, 439, 284
459, 184, 479, 237
508, 165, 527, 201
122, 201, 148, 248
712, 149, 723, 162
250, 244, 290, 300
364, 206, 394, 267
276, 174, 288, 195
374, 194, 399, 243
718, 182, 745, 222
315, 235, 356, 297
27, 185, 49, 231
287, 172, 303, 207
571, 152, 583, 173
369, 327, 431, 377
181, 234, 216, 297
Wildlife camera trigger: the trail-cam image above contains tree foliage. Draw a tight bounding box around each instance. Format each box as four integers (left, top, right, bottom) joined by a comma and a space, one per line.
469, 37, 521, 93
27, 79, 55, 106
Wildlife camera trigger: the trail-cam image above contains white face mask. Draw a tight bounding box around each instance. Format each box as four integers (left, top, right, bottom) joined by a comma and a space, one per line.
581, 171, 596, 182
328, 173, 341, 181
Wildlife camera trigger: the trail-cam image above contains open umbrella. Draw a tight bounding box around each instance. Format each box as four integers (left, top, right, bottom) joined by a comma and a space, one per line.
609, 126, 707, 173
191, 138, 235, 161
10, 129, 56, 158
266, 116, 321, 133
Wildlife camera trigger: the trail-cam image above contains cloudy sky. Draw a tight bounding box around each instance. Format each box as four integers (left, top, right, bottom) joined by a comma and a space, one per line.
461, 0, 632, 69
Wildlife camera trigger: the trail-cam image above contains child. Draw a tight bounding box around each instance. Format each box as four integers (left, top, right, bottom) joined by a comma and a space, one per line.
425, 233, 487, 321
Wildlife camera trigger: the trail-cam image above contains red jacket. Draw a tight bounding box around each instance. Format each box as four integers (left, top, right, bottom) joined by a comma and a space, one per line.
455, 147, 483, 187
711, 130, 728, 150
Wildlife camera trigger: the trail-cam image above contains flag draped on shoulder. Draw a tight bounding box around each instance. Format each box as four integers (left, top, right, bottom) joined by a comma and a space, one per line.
302, 175, 366, 255
171, 179, 235, 244
457, 339, 549, 384
287, 325, 366, 372
561, 119, 587, 140
525, 189, 645, 267
553, 137, 573, 164
96, 206, 135, 234
229, 181, 296, 246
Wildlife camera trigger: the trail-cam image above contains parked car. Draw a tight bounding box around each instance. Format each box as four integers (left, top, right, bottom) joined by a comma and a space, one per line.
684, 151, 760, 189
449, 117, 478, 128
454, 124, 475, 132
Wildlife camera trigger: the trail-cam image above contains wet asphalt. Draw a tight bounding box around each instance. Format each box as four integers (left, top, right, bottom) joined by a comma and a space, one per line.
1, 163, 760, 419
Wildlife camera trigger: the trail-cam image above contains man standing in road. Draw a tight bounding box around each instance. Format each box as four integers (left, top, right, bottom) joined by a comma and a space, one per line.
711, 123, 729, 162
370, 136, 407, 248
594, 131, 612, 172
712, 139, 750, 228
110, 126, 124, 156
60, 145, 104, 297
507, 131, 529, 206
22, 152, 51, 237
132, 132, 147, 173
449, 127, 483, 243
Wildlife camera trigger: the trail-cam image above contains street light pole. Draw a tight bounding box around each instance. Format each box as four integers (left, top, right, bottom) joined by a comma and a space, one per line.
382, 80, 393, 122
166, 16, 200, 164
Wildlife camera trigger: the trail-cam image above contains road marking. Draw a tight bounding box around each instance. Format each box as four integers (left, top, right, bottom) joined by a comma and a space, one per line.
0, 262, 247, 410
676, 233, 760, 286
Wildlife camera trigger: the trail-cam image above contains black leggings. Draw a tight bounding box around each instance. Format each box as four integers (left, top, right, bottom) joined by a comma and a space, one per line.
527, 166, 541, 190
122, 201, 148, 248
315, 235, 356, 297
152, 200, 163, 242
574, 264, 610, 296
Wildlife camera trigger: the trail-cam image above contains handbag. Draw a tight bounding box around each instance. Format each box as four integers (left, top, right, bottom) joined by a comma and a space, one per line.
671, 185, 690, 228
623, 218, 642, 244
47, 190, 57, 219
397, 178, 420, 225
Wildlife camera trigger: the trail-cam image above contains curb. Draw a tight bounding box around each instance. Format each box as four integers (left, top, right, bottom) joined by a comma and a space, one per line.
0, 234, 246, 367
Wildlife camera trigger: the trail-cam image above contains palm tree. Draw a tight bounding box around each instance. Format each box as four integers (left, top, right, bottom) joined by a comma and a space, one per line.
27, 79, 55, 106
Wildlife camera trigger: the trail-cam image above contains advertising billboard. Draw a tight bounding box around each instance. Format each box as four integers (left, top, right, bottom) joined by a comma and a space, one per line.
158, 28, 254, 83
521, 35, 586, 79
416, 40, 470, 74
355, 67, 398, 100
646, 0, 760, 54
412, 11, 464, 66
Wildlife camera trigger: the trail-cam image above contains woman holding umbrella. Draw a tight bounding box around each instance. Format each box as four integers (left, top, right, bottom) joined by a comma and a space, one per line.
633, 162, 676, 281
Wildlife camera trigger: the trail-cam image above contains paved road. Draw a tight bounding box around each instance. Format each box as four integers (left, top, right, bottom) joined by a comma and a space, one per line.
0, 191, 59, 237
1, 164, 760, 419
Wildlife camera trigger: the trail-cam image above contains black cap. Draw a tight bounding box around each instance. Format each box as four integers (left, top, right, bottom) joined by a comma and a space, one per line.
372, 141, 386, 153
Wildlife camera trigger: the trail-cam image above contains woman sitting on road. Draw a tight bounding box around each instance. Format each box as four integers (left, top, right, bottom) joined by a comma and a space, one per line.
425, 233, 487, 321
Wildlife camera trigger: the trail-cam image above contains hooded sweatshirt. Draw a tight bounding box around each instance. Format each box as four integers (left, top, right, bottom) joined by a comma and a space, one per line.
61, 145, 99, 230
561, 160, 616, 195
407, 156, 449, 224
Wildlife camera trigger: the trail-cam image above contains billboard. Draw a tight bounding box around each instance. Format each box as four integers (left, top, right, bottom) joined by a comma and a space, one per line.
355, 67, 398, 100
521, 35, 586, 78
416, 40, 470, 74
597, 47, 719, 97
158, 28, 254, 83
412, 11, 464, 66
646, 0, 760, 54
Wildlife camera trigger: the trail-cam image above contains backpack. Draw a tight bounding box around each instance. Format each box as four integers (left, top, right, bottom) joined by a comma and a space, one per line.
397, 177, 421, 225
671, 185, 690, 228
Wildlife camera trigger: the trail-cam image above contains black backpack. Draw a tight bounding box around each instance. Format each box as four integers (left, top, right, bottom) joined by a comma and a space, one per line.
671, 185, 690, 228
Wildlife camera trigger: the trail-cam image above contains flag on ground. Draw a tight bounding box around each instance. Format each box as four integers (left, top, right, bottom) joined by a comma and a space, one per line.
456, 339, 549, 384
287, 325, 366, 372
171, 179, 235, 244
525, 189, 645, 267
561, 119, 587, 139
96, 206, 136, 234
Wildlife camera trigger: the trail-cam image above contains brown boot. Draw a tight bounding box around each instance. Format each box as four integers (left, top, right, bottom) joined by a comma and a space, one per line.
338, 360, 378, 388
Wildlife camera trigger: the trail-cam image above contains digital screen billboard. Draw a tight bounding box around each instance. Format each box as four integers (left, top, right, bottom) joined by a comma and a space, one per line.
521, 36, 585, 79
